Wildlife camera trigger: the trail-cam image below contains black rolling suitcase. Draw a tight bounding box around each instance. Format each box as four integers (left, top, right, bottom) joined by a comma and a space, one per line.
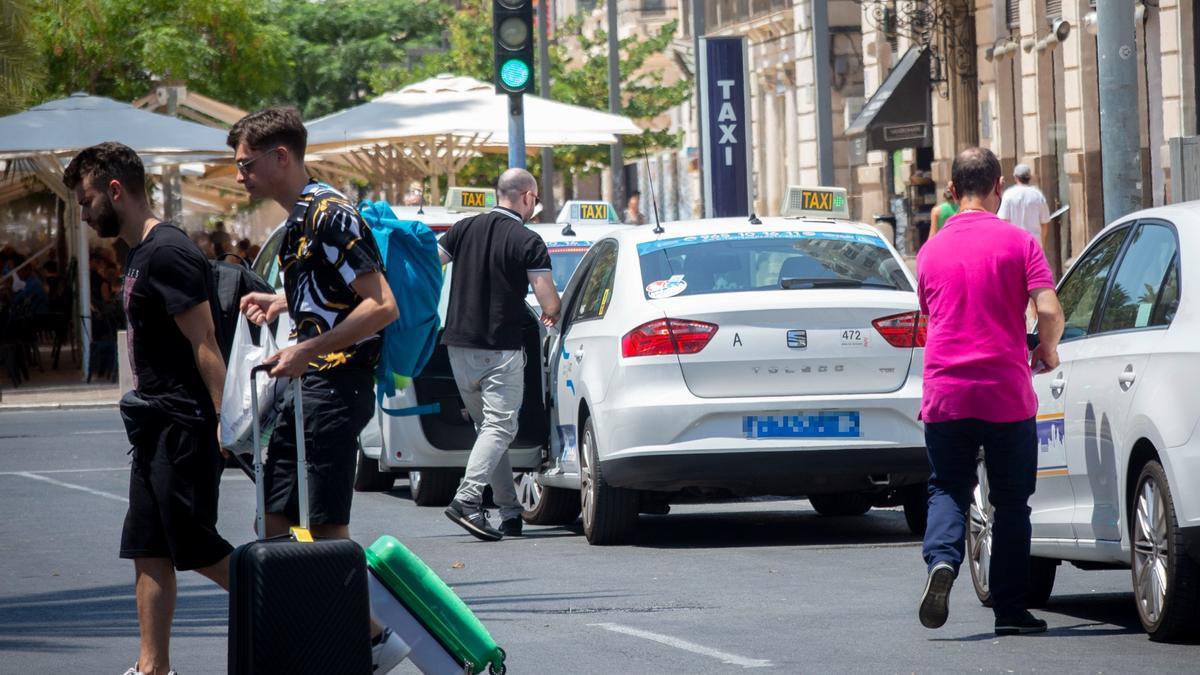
228, 364, 373, 674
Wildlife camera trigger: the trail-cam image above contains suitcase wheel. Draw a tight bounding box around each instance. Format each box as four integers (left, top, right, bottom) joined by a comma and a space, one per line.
487, 647, 507, 675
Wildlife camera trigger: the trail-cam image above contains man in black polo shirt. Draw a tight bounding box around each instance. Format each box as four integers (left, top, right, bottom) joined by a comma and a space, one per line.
440, 168, 562, 541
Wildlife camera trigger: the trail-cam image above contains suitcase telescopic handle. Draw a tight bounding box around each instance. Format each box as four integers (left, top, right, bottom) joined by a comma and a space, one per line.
249, 364, 310, 540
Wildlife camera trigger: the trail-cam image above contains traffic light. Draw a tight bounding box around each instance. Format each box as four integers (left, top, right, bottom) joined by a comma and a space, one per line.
493, 0, 535, 95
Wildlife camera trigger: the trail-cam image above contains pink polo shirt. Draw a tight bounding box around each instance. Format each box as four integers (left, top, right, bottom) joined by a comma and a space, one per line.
916, 210, 1055, 423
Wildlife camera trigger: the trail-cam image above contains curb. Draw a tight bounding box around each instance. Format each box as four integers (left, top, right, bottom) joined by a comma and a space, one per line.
0, 401, 120, 412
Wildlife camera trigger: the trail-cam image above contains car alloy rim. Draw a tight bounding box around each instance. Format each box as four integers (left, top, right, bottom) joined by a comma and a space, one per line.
580, 427, 595, 528
516, 472, 542, 512
1133, 477, 1169, 624
969, 457, 993, 594
409, 470, 422, 495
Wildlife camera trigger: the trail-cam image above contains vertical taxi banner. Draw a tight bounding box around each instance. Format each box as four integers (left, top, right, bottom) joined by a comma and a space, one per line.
699, 36, 753, 219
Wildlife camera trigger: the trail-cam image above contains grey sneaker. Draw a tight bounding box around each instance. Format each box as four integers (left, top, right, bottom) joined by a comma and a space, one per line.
445, 499, 503, 541
123, 667, 177, 675
919, 562, 956, 629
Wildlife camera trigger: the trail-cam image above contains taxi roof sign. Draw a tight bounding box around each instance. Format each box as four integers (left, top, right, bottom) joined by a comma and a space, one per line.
556, 200, 618, 224
444, 187, 496, 213
780, 186, 850, 220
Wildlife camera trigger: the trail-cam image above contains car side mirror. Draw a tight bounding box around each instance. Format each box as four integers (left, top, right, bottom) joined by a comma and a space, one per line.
1026, 333, 1040, 350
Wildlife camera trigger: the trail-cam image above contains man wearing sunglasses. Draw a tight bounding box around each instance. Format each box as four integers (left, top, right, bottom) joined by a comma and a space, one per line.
439, 168, 561, 541
226, 107, 409, 673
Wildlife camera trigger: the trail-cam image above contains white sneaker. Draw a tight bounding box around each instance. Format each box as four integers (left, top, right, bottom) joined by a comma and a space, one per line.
123, 666, 178, 675
372, 628, 411, 674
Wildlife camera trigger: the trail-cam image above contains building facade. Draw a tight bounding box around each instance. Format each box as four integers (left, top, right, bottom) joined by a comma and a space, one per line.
562, 0, 1198, 273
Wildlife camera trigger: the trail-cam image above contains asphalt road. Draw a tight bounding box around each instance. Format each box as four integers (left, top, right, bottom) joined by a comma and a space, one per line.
1, 409, 1195, 674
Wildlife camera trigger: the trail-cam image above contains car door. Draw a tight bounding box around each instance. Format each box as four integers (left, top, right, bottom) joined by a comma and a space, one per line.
1064, 221, 1180, 543
552, 241, 619, 475
1033, 225, 1134, 539
1030, 227, 1129, 539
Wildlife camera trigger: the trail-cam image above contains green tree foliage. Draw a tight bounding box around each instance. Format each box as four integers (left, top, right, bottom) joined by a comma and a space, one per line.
0, 0, 44, 114
31, 0, 291, 110
280, 0, 451, 120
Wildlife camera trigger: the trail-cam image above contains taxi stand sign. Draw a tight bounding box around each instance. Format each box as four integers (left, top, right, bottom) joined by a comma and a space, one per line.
779, 186, 851, 220
444, 186, 497, 213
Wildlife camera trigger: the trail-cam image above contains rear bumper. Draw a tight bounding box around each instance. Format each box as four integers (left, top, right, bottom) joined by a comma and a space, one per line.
599, 447, 929, 494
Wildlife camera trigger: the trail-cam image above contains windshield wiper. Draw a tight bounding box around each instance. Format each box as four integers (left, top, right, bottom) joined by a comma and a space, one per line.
780, 277, 897, 290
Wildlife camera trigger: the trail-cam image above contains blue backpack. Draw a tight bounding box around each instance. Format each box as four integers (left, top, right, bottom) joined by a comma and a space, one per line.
358, 201, 443, 416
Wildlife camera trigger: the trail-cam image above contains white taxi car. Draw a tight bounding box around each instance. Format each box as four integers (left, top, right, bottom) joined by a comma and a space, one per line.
362, 204, 628, 505
523, 187, 931, 544
965, 202, 1200, 642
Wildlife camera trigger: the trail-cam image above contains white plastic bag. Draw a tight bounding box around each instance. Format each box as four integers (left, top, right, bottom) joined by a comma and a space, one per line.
220, 314, 280, 453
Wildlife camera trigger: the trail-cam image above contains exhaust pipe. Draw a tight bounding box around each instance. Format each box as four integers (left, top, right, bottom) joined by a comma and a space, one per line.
868, 473, 891, 487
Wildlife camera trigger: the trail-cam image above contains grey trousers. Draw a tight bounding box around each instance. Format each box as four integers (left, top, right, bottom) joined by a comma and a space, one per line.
448, 346, 525, 521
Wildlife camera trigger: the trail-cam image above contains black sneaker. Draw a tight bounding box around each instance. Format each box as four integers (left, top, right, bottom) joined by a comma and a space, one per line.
444, 499, 503, 541
995, 610, 1048, 635
918, 562, 956, 629
499, 518, 523, 537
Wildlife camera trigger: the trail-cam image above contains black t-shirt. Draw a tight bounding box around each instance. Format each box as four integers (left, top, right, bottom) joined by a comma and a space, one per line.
122, 223, 216, 424
438, 207, 552, 350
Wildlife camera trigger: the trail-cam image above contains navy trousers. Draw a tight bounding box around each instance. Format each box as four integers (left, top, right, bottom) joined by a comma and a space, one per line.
921, 417, 1038, 616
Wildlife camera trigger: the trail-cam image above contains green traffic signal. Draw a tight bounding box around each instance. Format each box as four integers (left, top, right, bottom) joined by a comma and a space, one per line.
500, 59, 531, 90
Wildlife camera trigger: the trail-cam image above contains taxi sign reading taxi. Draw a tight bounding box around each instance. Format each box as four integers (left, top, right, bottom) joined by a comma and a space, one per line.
445, 186, 497, 213
780, 186, 850, 220
575, 203, 609, 221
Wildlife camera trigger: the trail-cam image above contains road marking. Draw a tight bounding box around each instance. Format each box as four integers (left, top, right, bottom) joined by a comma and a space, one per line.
0, 467, 127, 475
8, 471, 129, 503
589, 622, 772, 669
71, 430, 124, 435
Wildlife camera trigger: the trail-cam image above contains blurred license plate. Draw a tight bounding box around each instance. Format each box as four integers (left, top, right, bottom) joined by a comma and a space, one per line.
742, 411, 861, 439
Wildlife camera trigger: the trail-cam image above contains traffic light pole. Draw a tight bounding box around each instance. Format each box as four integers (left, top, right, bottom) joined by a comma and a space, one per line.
508, 93, 526, 169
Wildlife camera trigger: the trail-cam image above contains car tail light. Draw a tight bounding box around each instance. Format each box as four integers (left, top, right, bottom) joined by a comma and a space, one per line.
621, 319, 719, 357
872, 311, 927, 348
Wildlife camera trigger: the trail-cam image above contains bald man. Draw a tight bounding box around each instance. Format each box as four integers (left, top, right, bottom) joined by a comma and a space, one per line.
439, 168, 562, 541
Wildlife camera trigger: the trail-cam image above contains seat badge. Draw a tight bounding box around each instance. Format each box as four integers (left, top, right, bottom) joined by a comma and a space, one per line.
787, 329, 807, 349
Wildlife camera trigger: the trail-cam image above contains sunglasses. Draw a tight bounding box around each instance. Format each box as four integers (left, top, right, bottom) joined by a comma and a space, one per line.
526, 190, 541, 205
235, 146, 281, 173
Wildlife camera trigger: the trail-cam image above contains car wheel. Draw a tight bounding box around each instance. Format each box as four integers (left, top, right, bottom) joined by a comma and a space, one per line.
1131, 460, 1200, 641
515, 471, 581, 525
967, 454, 1058, 609
579, 417, 638, 545
808, 492, 872, 517
409, 468, 461, 507
901, 483, 929, 536
353, 442, 395, 492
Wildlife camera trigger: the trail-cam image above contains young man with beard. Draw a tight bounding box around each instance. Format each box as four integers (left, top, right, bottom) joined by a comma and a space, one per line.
65, 142, 231, 675
228, 107, 408, 672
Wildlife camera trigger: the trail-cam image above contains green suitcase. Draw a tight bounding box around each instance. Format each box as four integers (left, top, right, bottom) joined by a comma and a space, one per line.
366, 536, 506, 675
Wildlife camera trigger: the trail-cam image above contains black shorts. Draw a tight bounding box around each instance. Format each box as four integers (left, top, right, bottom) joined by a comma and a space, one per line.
120, 419, 233, 571
264, 367, 376, 526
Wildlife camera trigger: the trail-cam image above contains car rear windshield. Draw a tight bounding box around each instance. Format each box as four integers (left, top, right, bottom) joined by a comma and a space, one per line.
637, 231, 912, 299
547, 244, 591, 291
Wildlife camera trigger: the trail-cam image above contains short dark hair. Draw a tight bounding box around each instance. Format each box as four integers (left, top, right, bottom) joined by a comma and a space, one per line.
63, 142, 146, 197
227, 106, 307, 157
950, 147, 1002, 199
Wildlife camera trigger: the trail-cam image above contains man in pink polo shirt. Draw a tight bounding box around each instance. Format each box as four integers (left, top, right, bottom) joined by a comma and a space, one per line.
915, 147, 1065, 636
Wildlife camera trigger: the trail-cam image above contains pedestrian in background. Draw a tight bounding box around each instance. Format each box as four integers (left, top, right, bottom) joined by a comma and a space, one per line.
439, 167, 561, 541
915, 147, 1065, 636
998, 163, 1052, 251
228, 106, 409, 673
625, 190, 644, 225
928, 186, 957, 238
65, 142, 232, 675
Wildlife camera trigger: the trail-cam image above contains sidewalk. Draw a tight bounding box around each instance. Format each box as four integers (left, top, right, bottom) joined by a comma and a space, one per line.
0, 367, 120, 410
